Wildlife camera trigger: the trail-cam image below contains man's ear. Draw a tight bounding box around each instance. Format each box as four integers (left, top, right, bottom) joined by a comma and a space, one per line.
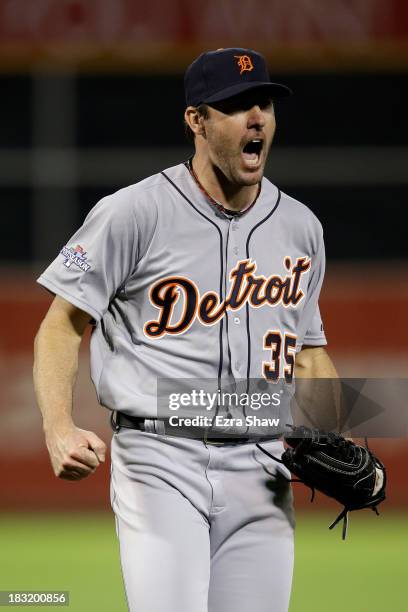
184, 106, 206, 138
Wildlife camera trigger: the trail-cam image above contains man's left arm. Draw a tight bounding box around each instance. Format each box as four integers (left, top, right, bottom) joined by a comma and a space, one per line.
295, 345, 338, 379
293, 346, 344, 432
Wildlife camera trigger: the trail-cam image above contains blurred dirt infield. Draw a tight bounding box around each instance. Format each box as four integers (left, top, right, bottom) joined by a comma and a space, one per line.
0, 264, 407, 510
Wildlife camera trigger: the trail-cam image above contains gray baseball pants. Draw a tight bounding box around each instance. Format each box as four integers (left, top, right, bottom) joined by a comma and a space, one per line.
110, 426, 295, 612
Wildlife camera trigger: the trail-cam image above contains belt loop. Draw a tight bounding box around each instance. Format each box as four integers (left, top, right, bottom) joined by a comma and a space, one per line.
144, 418, 155, 434
154, 419, 166, 435
110, 410, 120, 432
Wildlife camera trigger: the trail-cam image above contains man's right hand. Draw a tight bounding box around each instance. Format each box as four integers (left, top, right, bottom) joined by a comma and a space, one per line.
44, 423, 107, 481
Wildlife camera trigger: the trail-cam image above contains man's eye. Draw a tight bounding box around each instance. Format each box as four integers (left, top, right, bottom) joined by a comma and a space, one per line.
211, 96, 273, 114
243, 97, 273, 111
259, 99, 273, 109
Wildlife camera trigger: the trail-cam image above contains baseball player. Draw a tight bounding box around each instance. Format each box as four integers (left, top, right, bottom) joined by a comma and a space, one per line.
34, 48, 337, 612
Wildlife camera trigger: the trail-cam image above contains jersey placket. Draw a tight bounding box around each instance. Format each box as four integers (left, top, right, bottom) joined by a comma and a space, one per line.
225, 216, 248, 381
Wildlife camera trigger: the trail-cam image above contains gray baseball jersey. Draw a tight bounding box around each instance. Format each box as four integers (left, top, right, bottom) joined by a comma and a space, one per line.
38, 160, 327, 611
38, 161, 326, 418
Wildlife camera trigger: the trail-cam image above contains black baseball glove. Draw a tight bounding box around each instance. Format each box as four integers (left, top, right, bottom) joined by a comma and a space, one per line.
257, 426, 386, 539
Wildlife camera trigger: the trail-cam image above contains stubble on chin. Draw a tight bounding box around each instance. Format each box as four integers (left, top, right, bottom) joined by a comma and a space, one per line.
213, 157, 264, 188
234, 159, 267, 187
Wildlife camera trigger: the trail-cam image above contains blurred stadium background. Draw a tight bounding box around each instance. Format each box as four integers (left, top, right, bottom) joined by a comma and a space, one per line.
0, 1, 407, 610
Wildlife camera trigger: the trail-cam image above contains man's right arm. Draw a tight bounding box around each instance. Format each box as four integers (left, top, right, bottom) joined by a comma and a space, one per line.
33, 296, 107, 481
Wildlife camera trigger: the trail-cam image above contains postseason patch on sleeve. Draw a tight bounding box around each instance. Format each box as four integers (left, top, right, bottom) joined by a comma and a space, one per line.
60, 244, 91, 272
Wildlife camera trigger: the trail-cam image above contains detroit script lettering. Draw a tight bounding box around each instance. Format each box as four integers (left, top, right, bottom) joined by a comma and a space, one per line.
144, 257, 311, 338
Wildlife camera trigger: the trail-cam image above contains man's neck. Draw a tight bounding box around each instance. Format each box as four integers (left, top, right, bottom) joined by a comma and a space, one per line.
191, 154, 260, 213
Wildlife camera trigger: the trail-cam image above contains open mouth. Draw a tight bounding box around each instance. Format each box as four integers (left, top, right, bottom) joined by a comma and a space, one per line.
242, 139, 263, 167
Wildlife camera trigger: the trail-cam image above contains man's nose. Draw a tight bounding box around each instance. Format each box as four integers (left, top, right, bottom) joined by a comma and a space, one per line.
247, 105, 266, 128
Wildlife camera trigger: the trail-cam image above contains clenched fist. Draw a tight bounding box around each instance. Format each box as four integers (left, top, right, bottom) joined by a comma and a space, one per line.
45, 423, 107, 481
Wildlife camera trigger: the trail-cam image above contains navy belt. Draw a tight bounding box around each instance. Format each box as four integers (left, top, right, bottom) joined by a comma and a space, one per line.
110, 411, 147, 432
110, 411, 259, 444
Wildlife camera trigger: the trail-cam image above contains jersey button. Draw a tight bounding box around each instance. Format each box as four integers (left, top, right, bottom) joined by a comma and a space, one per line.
233, 247, 239, 255
233, 316, 240, 325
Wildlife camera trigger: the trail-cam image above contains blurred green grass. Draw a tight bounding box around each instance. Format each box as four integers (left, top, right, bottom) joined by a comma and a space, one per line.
0, 512, 406, 611
291, 512, 408, 612
0, 513, 126, 611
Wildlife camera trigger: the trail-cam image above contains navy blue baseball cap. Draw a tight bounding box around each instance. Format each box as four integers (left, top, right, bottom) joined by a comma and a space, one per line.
184, 48, 292, 107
